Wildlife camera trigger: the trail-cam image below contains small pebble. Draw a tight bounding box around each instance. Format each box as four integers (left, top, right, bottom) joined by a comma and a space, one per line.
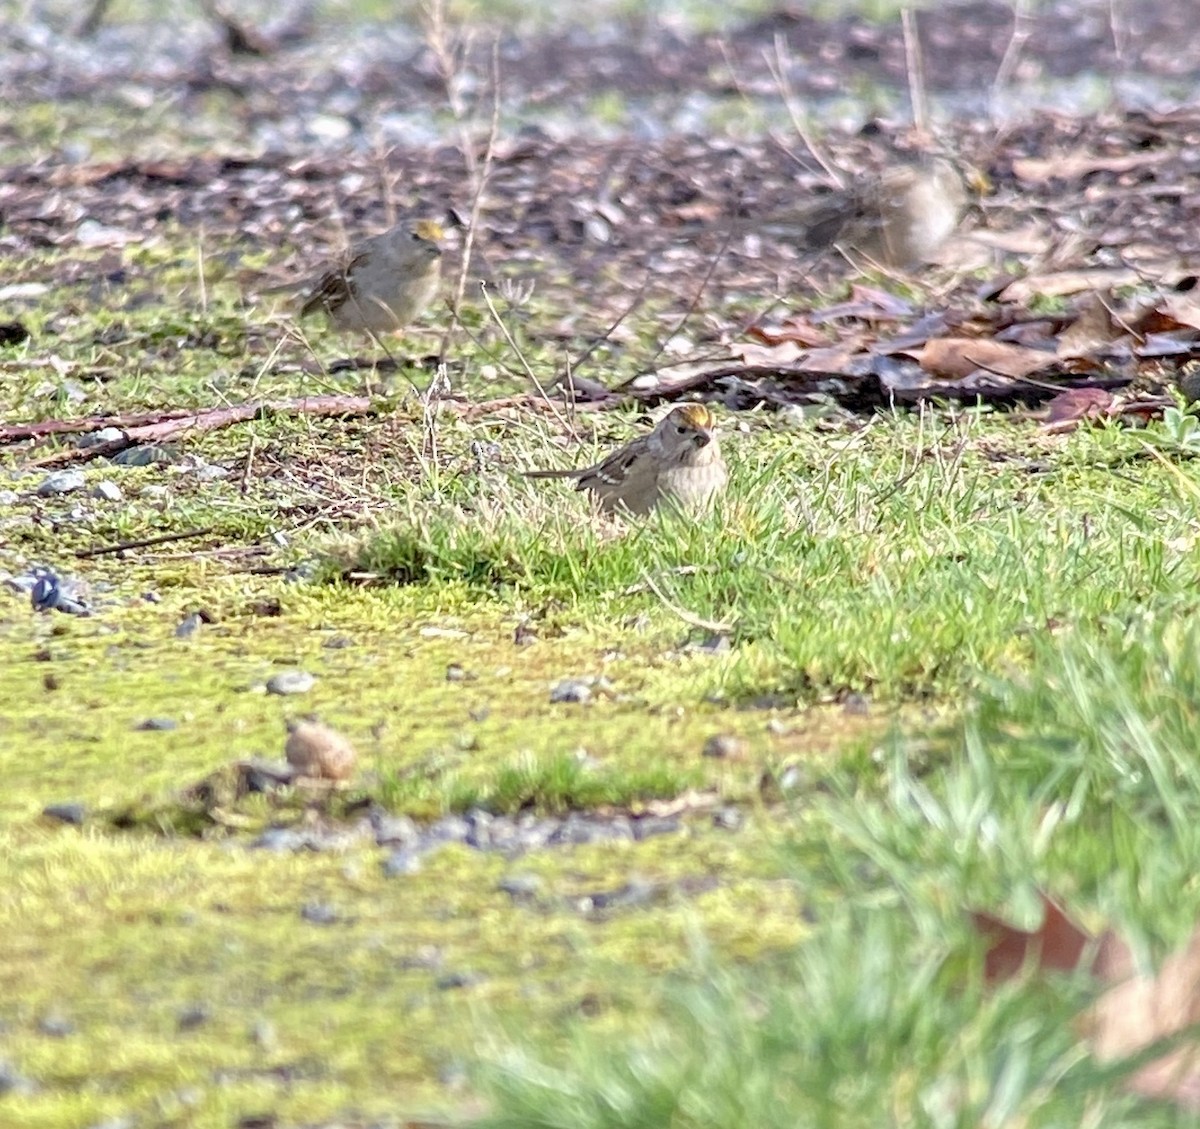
843, 692, 871, 717
0, 1060, 36, 1096
702, 733, 745, 759
691, 634, 731, 654
382, 849, 423, 877
266, 670, 315, 696
110, 443, 176, 466
284, 717, 356, 780
445, 663, 466, 682
77, 427, 125, 448
299, 902, 339, 925
42, 802, 86, 826
92, 480, 122, 502
550, 678, 592, 704
712, 805, 743, 831
370, 810, 420, 847
497, 874, 542, 900
513, 622, 537, 646
175, 613, 203, 638
435, 971, 482, 991
135, 718, 178, 731
36, 470, 86, 496
176, 1005, 210, 1032
248, 1019, 277, 1051
37, 1013, 74, 1037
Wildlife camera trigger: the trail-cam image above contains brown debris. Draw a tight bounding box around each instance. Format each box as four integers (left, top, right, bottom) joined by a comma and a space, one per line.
284, 718, 358, 783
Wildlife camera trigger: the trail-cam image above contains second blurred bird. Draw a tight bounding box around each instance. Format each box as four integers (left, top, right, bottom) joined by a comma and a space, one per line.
769, 157, 981, 270
295, 218, 444, 334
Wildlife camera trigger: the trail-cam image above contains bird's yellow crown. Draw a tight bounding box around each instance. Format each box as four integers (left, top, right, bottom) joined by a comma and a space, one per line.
413, 218, 445, 243
673, 403, 716, 430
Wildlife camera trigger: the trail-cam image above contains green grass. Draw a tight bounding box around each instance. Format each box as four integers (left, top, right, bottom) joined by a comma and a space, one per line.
470, 619, 1200, 1129
3, 21, 1200, 1119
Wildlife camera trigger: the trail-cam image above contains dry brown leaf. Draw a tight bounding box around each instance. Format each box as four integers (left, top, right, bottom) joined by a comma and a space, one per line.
1013, 149, 1174, 184
998, 269, 1144, 304
812, 285, 914, 323
1132, 293, 1200, 335
912, 337, 1056, 381
732, 339, 804, 366
745, 316, 828, 348
1056, 291, 1130, 357
1041, 387, 1117, 429
971, 894, 1129, 983
1088, 928, 1200, 1110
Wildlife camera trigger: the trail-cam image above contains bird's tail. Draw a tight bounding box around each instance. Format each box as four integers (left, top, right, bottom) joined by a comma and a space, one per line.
523, 468, 582, 480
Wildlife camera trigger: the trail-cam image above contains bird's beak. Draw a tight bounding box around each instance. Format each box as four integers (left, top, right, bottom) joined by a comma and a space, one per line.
693, 429, 712, 448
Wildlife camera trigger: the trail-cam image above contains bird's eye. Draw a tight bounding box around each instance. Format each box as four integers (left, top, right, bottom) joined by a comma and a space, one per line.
675, 423, 687, 434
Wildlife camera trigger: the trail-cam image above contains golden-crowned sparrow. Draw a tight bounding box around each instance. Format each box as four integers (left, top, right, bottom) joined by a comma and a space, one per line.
782, 157, 973, 269
525, 404, 727, 515
285, 718, 357, 782
297, 219, 444, 333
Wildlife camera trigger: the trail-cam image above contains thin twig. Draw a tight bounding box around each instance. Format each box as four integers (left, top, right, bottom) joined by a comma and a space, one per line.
439, 38, 501, 365
642, 217, 740, 373
990, 0, 1033, 118
76, 526, 217, 559
567, 269, 653, 376
240, 432, 257, 495
900, 8, 928, 135
479, 282, 570, 430
767, 33, 844, 188
640, 570, 733, 635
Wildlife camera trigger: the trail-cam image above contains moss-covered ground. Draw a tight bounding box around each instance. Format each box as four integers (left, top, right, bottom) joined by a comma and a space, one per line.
7, 2, 1200, 1126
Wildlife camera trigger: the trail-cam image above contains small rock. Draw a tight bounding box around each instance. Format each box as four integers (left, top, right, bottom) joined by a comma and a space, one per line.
92, 480, 123, 502
248, 1019, 277, 1051
266, 670, 315, 696
691, 633, 731, 655
382, 849, 423, 876
497, 874, 541, 900
843, 692, 871, 717
175, 613, 203, 638
0, 320, 30, 346
632, 815, 681, 840
251, 828, 313, 852
428, 814, 470, 843
135, 717, 177, 731
0, 489, 18, 505
370, 810, 420, 848
435, 970, 482, 991
445, 663, 466, 682
42, 802, 86, 826
513, 621, 537, 646
284, 717, 356, 781
550, 678, 592, 704
176, 1005, 210, 1031
578, 878, 656, 914
37, 1013, 74, 1037
712, 805, 743, 831
77, 427, 125, 448
37, 470, 86, 496
702, 733, 745, 759
110, 443, 176, 466
299, 902, 339, 925
0, 1060, 36, 1096
28, 570, 90, 616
